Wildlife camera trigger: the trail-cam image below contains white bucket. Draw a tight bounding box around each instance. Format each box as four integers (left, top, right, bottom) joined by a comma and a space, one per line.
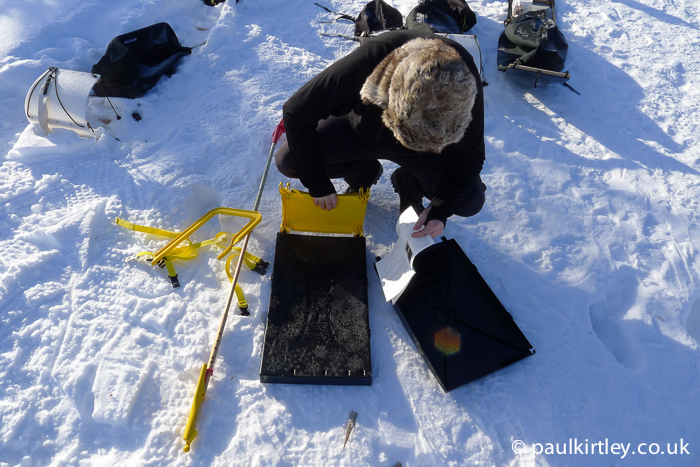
25, 68, 101, 137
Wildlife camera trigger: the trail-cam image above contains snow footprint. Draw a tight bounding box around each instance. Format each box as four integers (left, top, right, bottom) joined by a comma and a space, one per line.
92, 356, 157, 428
589, 270, 644, 371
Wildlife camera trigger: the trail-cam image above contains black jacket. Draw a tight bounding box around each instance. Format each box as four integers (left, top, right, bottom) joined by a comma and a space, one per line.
282, 29, 485, 224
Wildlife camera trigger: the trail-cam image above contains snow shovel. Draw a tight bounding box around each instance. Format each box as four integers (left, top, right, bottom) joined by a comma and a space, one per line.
183, 119, 285, 453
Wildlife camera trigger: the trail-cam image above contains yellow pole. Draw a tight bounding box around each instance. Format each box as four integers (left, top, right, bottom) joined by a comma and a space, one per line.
183, 119, 285, 452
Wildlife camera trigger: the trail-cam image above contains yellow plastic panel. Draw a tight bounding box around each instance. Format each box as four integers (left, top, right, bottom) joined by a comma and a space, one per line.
279, 183, 369, 237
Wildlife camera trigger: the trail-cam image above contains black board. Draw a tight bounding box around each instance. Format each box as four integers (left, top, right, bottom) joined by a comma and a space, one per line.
260, 233, 372, 385
385, 238, 535, 392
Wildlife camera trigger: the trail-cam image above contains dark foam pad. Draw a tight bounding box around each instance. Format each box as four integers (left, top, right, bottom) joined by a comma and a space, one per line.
260, 233, 372, 385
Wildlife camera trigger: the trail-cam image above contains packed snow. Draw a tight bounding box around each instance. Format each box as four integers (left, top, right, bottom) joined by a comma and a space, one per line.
1, 0, 699, 465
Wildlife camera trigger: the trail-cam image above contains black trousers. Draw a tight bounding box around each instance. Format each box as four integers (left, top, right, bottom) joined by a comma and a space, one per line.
276, 116, 486, 218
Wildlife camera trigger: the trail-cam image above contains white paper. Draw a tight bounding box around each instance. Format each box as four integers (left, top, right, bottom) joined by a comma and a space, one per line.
376, 207, 435, 303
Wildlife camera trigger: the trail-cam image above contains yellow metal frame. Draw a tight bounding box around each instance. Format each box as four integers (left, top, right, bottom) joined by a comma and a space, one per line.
279, 183, 370, 237
150, 207, 262, 265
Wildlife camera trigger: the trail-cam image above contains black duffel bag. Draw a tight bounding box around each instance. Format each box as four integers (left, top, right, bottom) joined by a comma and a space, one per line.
406, 0, 477, 34
92, 23, 191, 98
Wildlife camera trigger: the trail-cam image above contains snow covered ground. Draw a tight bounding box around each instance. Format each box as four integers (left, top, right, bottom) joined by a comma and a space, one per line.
1, 0, 699, 465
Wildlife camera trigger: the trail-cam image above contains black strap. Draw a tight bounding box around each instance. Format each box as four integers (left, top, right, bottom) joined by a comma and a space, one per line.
318, 32, 362, 42
53, 70, 90, 131
314, 3, 355, 22
25, 68, 53, 120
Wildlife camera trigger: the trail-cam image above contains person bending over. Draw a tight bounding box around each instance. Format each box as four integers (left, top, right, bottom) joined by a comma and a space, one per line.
275, 29, 486, 238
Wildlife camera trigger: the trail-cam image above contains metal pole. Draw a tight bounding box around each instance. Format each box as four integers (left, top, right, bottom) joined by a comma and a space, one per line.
208, 118, 285, 368
184, 119, 285, 452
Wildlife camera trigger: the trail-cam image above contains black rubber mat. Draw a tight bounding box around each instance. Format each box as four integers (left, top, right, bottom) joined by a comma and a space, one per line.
260, 233, 372, 385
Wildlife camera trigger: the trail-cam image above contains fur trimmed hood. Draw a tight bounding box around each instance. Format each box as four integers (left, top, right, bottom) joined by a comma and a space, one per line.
360, 38, 477, 153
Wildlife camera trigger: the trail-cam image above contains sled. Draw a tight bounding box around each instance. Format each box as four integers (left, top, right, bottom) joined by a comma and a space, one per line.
380, 237, 535, 391
497, 0, 570, 85
259, 187, 372, 385
25, 68, 101, 137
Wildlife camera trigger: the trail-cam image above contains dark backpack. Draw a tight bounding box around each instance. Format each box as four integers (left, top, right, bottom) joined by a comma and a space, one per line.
315, 1, 403, 39
497, 10, 568, 72
406, 0, 477, 34
91, 23, 192, 98
354, 0, 404, 36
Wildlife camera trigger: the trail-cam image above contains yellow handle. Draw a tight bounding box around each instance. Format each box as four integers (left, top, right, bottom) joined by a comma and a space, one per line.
151, 207, 262, 266
183, 363, 210, 452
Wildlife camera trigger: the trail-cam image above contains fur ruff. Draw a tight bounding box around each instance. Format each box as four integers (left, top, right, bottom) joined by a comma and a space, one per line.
360, 38, 477, 153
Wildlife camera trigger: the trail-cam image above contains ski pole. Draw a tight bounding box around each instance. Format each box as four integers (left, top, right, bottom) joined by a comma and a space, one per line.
183, 119, 286, 453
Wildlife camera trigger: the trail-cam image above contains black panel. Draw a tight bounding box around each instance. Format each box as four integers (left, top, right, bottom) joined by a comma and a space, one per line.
260, 233, 372, 385
386, 238, 535, 391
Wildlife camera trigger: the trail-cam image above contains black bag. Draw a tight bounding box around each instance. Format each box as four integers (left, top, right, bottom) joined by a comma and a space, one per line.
315, 1, 403, 39
497, 11, 568, 72
354, 0, 404, 37
91, 23, 192, 98
406, 0, 477, 34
